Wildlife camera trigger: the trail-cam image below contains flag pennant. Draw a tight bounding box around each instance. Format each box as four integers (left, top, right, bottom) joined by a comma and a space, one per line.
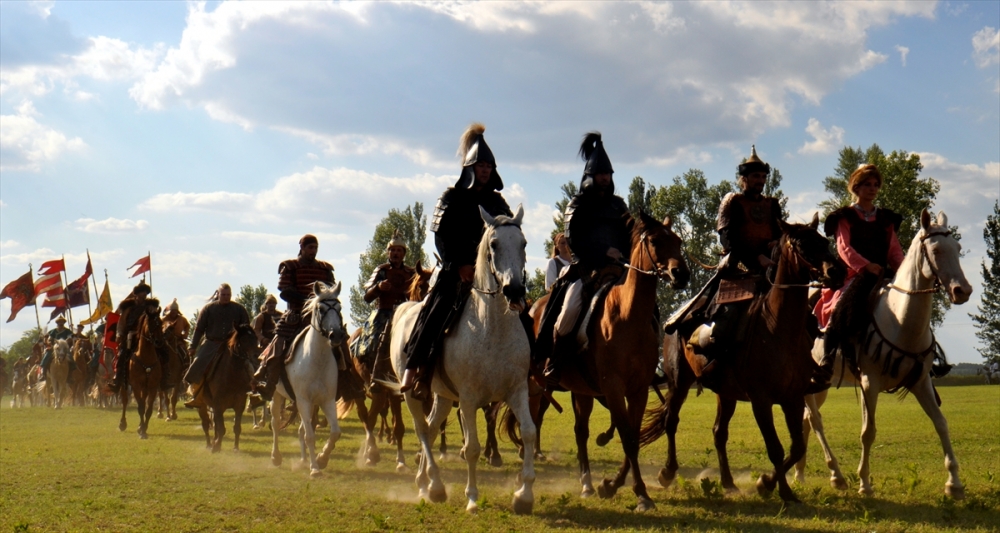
48, 305, 67, 322
66, 257, 93, 308
81, 281, 113, 326
0, 270, 35, 322
36, 259, 66, 276
103, 312, 120, 349
34, 270, 62, 297
129, 254, 151, 278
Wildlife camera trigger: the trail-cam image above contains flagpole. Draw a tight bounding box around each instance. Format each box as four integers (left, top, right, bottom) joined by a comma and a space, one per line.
148, 251, 153, 294
30, 263, 42, 336
60, 254, 74, 326
84, 250, 96, 334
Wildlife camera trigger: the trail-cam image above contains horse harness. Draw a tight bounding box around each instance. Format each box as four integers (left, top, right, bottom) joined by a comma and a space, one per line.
886, 229, 952, 296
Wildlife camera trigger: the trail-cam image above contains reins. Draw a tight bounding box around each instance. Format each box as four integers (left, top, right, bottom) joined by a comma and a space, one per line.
621, 231, 673, 279
886, 229, 951, 296
769, 235, 824, 289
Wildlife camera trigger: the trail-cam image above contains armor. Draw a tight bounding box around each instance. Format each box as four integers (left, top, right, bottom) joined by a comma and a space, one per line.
364, 263, 415, 310
717, 192, 782, 274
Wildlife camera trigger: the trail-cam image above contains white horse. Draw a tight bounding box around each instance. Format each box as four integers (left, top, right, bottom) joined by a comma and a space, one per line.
49, 340, 72, 409
798, 210, 972, 499
977, 364, 1000, 385
390, 205, 537, 514
269, 281, 348, 478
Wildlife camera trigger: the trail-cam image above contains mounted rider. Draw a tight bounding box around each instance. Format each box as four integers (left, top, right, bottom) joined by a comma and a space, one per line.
40, 315, 73, 381
107, 281, 163, 392
184, 283, 251, 407
663, 146, 783, 379
253, 235, 336, 401
354, 231, 414, 389
162, 298, 191, 366
251, 294, 282, 349
535, 132, 632, 385
398, 123, 513, 397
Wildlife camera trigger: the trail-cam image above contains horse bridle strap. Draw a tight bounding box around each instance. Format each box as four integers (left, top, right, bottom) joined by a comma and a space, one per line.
888, 229, 952, 296
770, 236, 823, 289
622, 231, 669, 279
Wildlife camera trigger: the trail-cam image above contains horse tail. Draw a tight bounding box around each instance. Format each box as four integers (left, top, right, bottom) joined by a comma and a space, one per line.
336, 398, 354, 420
500, 404, 523, 448
638, 401, 668, 448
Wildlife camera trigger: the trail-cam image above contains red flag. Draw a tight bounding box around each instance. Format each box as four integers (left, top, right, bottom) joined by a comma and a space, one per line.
48, 305, 68, 322
34, 270, 63, 299
129, 255, 151, 278
66, 257, 93, 308
0, 270, 35, 322
37, 259, 66, 276
103, 312, 120, 349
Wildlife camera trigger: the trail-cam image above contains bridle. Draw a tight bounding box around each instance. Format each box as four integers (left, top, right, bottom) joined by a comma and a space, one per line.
311, 295, 345, 343
472, 223, 523, 298
621, 230, 674, 280
887, 229, 951, 295
769, 234, 827, 289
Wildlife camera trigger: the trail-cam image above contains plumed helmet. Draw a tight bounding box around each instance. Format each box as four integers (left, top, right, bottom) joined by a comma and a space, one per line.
737, 145, 770, 176
167, 298, 179, 312
385, 229, 407, 252
578, 131, 615, 192
454, 122, 503, 190
132, 281, 152, 296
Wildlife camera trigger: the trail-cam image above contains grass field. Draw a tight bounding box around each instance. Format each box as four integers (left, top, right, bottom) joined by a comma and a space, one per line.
1, 385, 998, 532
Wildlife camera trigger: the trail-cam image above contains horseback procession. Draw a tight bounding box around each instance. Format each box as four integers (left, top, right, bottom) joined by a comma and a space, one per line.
0, 123, 976, 515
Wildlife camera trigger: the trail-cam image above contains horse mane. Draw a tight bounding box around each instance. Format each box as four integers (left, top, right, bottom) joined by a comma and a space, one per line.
474, 224, 499, 293
227, 323, 253, 353
408, 260, 433, 301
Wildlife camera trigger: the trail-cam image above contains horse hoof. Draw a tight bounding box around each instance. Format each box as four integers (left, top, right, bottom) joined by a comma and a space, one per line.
396, 462, 408, 474
253, 424, 262, 430
139, 433, 148, 440
597, 480, 616, 499
595, 434, 612, 447
418, 489, 430, 502
365, 458, 377, 468
657, 468, 675, 489
310, 469, 323, 478
316, 454, 330, 470
779, 488, 801, 503
118, 422, 127, 432
466, 500, 478, 514
157, 413, 164, 419
756, 475, 775, 496
793, 472, 805, 485
832, 477, 849, 491
212, 446, 221, 454
858, 486, 874, 497
489, 454, 503, 468
272, 455, 283, 467
438, 453, 447, 462
534, 452, 546, 462
635, 497, 655, 513
946, 483, 966, 500
581, 486, 595, 498
512, 495, 533, 515
429, 485, 448, 503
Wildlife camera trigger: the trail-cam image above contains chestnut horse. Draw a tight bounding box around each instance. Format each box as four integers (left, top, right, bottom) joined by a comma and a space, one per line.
640, 215, 844, 503
156, 327, 188, 421
49, 340, 72, 409
71, 337, 93, 406
118, 300, 164, 439
195, 323, 261, 452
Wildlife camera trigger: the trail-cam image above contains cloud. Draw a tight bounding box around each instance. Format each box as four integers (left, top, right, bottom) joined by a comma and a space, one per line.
74, 217, 149, 233
273, 126, 450, 168
0, 240, 19, 249
895, 45, 909, 66
797, 118, 844, 155
0, 100, 85, 171
0, 247, 124, 267
219, 231, 349, 247
140, 191, 255, 213
153, 250, 238, 279
972, 27, 999, 68
918, 152, 1000, 209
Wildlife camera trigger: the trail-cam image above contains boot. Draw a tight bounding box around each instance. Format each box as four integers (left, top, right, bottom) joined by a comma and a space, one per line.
106, 371, 124, 394
184, 382, 204, 408
543, 334, 577, 388
399, 368, 417, 393
254, 358, 281, 402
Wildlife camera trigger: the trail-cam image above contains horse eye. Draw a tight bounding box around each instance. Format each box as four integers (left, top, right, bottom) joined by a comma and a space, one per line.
491, 241, 498, 249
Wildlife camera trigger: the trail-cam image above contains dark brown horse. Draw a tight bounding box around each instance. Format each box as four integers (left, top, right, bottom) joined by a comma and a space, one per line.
553, 212, 688, 511
119, 300, 165, 439
70, 337, 93, 406
195, 323, 261, 452
639, 216, 844, 502
156, 326, 188, 421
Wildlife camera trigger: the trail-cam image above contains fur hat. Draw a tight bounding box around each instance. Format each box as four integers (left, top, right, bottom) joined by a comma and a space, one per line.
132, 281, 152, 296
738, 145, 770, 176
454, 122, 503, 190
579, 131, 615, 192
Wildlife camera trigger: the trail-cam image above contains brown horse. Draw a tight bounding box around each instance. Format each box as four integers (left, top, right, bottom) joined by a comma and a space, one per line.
195, 323, 261, 452
119, 300, 165, 439
156, 326, 188, 421
70, 337, 93, 406
553, 211, 688, 511
92, 347, 117, 408
639, 216, 844, 502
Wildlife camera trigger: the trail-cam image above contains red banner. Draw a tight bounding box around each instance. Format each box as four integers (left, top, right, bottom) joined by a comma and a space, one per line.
103, 312, 120, 350
129, 255, 151, 278
0, 270, 35, 322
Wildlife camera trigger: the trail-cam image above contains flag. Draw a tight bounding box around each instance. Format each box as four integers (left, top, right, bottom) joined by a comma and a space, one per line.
103, 312, 120, 349
80, 280, 112, 326
34, 269, 63, 297
129, 254, 151, 278
37, 258, 66, 276
0, 270, 35, 322
66, 257, 93, 308
48, 306, 67, 322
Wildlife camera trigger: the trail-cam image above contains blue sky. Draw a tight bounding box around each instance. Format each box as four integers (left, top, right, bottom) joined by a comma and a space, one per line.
1, 1, 998, 363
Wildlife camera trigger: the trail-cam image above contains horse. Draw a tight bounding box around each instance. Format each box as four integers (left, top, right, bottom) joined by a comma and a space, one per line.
156, 328, 188, 421
118, 300, 165, 439
269, 281, 348, 478
640, 214, 844, 503
91, 347, 117, 408
194, 323, 261, 452
795, 209, 972, 499
389, 204, 537, 514
70, 337, 93, 406
10, 363, 31, 408
49, 340, 72, 409
977, 364, 1000, 385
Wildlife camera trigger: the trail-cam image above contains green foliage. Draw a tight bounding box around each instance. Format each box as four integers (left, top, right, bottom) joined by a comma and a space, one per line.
1, 328, 42, 367
543, 181, 578, 256
526, 268, 546, 305
971, 200, 1000, 365
348, 203, 427, 327
236, 284, 269, 318
627, 176, 654, 217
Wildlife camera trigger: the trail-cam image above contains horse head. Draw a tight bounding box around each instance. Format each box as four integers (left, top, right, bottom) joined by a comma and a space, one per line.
229, 322, 261, 361
478, 204, 528, 313
408, 259, 434, 302
54, 340, 71, 363
777, 213, 846, 290
918, 210, 972, 305
630, 211, 690, 290
308, 281, 347, 346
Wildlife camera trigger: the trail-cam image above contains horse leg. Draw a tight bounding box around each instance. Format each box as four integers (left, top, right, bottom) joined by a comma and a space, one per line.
595, 420, 616, 447
316, 396, 342, 471
911, 376, 965, 499
800, 391, 846, 489
857, 373, 880, 496
118, 388, 129, 432
297, 399, 323, 477
157, 390, 165, 419
198, 406, 212, 448
459, 399, 482, 513
658, 375, 692, 488
390, 395, 408, 472
362, 393, 384, 467
169, 386, 180, 421
212, 404, 226, 453
714, 395, 739, 493
775, 399, 806, 502
233, 400, 246, 452
750, 400, 796, 502
485, 402, 503, 467
507, 385, 536, 515
604, 387, 654, 511
438, 417, 448, 461
572, 393, 596, 497
407, 393, 452, 503
270, 396, 285, 467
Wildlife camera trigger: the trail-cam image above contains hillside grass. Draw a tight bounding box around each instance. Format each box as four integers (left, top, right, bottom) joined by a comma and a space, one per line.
1, 385, 998, 532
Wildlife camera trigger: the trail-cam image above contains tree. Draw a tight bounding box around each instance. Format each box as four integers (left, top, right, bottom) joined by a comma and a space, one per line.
819, 144, 955, 326
348, 203, 427, 327
543, 181, 578, 255
526, 268, 547, 305
1, 328, 42, 367
236, 284, 269, 318
627, 176, 654, 217
971, 200, 1000, 365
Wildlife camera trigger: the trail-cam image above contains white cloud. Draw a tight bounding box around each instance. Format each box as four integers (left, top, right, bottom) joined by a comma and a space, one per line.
0, 247, 124, 268
140, 191, 255, 213
798, 118, 845, 155
918, 152, 1000, 210
220, 231, 349, 247
273, 126, 450, 168
895, 45, 910, 66
153, 250, 239, 279
972, 27, 999, 68
0, 240, 19, 249
74, 217, 149, 233
0, 100, 85, 171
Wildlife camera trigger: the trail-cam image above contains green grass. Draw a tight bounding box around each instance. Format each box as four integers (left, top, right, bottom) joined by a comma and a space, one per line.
1, 386, 998, 532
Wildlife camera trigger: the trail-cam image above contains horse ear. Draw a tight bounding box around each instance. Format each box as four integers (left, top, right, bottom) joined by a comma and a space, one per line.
332, 281, 342, 297
479, 206, 496, 227
313, 281, 326, 296
512, 204, 524, 226
662, 214, 673, 231
920, 208, 931, 231
936, 210, 948, 228
809, 212, 819, 230
777, 218, 792, 234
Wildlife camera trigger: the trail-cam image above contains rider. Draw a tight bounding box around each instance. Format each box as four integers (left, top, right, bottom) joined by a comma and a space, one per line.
358, 231, 414, 388
162, 298, 192, 364
398, 122, 512, 397
184, 283, 251, 407
251, 294, 282, 349
545, 232, 572, 292
813, 164, 903, 386
40, 315, 73, 381
253, 235, 336, 401
537, 132, 632, 385
106, 281, 155, 393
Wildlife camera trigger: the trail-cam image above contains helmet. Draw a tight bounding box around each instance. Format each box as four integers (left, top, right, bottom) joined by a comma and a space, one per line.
579, 131, 614, 191
454, 123, 503, 190
738, 145, 770, 176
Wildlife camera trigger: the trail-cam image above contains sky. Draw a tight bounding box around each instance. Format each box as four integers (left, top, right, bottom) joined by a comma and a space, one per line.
1, 1, 998, 363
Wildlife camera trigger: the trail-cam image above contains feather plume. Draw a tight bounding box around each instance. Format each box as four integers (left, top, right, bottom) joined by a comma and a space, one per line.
457, 122, 487, 159
578, 131, 602, 161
